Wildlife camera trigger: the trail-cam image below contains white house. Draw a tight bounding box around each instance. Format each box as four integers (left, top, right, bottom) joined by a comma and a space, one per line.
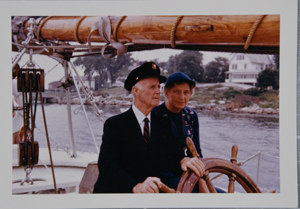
225, 54, 274, 86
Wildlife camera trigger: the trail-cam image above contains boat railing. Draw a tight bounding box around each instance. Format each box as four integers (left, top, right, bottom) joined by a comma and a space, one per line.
211, 151, 279, 185
35, 126, 73, 155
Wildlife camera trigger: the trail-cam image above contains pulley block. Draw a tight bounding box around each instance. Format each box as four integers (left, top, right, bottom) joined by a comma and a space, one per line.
12, 64, 20, 79
18, 130, 39, 167
17, 69, 44, 92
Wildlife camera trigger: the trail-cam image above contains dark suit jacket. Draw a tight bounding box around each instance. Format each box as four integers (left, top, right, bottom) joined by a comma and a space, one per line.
152, 104, 191, 177
93, 107, 167, 193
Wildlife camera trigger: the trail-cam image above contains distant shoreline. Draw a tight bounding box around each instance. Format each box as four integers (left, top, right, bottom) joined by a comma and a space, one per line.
48, 98, 279, 116
45, 82, 279, 116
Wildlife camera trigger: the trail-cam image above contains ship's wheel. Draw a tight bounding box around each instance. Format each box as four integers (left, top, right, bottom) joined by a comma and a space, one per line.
173, 138, 263, 193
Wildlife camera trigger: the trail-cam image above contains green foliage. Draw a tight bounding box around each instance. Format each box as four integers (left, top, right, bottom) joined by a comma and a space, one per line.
211, 84, 224, 88
204, 56, 229, 83
222, 87, 242, 99
232, 95, 259, 107
273, 55, 279, 70
166, 50, 205, 82
243, 88, 261, 96
259, 90, 279, 108
73, 53, 134, 89
166, 55, 177, 74
192, 91, 220, 104
257, 68, 279, 90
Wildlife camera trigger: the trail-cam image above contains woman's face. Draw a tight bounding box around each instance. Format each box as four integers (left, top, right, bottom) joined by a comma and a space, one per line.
164, 82, 192, 113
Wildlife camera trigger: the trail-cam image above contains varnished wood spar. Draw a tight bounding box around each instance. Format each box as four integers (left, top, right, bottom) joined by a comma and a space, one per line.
228, 145, 238, 193
24, 15, 279, 46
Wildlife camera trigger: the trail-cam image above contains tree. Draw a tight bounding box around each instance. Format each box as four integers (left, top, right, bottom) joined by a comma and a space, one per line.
166, 55, 178, 74
106, 53, 135, 84
165, 50, 204, 82
204, 56, 229, 83
273, 55, 279, 70
257, 67, 279, 91
73, 56, 107, 88
73, 53, 134, 88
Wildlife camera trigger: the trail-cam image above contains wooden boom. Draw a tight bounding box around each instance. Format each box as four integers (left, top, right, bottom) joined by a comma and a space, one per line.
25, 15, 279, 46
13, 15, 280, 55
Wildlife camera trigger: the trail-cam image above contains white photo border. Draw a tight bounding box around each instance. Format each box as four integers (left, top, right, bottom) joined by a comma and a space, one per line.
1, 0, 298, 208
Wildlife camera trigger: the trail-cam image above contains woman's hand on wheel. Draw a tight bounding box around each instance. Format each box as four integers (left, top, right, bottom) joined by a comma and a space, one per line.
180, 157, 205, 177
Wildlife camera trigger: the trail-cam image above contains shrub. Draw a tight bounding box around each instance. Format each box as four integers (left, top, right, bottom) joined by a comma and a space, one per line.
223, 87, 242, 99
258, 90, 279, 109
243, 88, 261, 96
232, 95, 259, 107
257, 68, 279, 90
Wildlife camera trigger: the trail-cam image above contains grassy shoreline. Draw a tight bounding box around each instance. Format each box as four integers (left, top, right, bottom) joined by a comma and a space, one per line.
95, 84, 279, 110
50, 84, 278, 115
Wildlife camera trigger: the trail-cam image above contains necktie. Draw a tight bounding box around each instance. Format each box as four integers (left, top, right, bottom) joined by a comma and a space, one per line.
143, 117, 149, 144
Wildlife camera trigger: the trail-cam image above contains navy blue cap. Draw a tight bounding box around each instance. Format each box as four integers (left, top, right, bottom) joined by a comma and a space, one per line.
124, 62, 167, 91
165, 72, 195, 87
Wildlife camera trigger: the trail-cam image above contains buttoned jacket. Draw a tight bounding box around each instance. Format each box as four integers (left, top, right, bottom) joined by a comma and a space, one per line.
93, 107, 166, 193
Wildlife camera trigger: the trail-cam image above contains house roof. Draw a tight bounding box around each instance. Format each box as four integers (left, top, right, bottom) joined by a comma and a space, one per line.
229, 54, 274, 65
246, 54, 271, 64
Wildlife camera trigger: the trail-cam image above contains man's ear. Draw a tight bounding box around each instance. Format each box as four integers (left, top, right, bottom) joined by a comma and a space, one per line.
132, 86, 139, 97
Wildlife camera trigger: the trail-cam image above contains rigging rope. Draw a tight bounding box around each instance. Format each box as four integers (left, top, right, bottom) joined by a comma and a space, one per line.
35, 126, 72, 155
244, 15, 266, 50
37, 74, 57, 194
37, 16, 53, 43
171, 16, 183, 48
210, 151, 279, 182
113, 16, 127, 42
12, 42, 104, 50
45, 63, 60, 76
69, 62, 104, 121
74, 16, 87, 44
70, 67, 100, 154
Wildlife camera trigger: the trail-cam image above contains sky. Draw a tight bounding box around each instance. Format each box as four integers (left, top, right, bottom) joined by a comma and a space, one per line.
12, 49, 231, 89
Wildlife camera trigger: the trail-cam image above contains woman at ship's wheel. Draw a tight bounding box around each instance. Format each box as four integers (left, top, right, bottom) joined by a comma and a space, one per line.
152, 72, 226, 193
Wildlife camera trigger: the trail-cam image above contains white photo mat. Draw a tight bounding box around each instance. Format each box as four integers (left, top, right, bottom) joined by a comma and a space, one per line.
1, 0, 298, 208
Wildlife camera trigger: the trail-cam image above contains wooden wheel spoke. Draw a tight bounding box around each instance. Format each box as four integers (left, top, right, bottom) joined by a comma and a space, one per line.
176, 138, 262, 193
198, 177, 210, 193
207, 180, 217, 193
228, 173, 237, 193
203, 171, 217, 193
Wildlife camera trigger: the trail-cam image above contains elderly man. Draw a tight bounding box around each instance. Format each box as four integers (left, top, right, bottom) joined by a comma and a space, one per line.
93, 62, 204, 193
93, 62, 167, 193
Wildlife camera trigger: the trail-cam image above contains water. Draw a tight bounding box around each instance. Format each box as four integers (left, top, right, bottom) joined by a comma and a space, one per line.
32, 104, 279, 193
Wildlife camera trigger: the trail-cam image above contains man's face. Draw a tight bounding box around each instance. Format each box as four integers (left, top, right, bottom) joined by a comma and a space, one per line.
134, 77, 161, 109
164, 82, 192, 113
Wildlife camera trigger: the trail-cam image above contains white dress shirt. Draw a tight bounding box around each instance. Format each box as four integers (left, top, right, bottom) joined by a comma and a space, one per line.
132, 104, 151, 136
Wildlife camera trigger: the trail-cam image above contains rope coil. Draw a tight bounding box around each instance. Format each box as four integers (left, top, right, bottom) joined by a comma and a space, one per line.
171, 16, 183, 48
113, 16, 127, 42
244, 15, 266, 50
74, 16, 86, 44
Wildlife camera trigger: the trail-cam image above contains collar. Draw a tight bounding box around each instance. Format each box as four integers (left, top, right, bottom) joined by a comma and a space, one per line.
132, 104, 151, 126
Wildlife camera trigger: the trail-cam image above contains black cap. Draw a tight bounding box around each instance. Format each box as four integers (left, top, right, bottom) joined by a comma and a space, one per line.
124, 62, 167, 91
165, 72, 195, 88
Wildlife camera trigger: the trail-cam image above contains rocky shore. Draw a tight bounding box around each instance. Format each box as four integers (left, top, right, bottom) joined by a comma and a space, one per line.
54, 95, 279, 116
192, 102, 279, 115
